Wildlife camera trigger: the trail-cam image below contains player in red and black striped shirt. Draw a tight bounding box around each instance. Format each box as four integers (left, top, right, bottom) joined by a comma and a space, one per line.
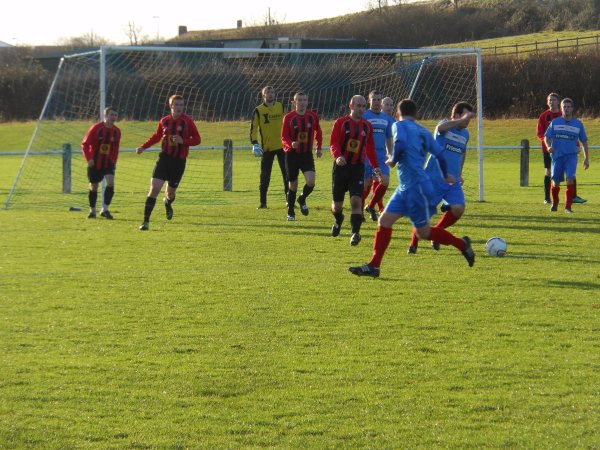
136, 95, 201, 230
330, 95, 379, 246
281, 92, 323, 220
81, 106, 121, 219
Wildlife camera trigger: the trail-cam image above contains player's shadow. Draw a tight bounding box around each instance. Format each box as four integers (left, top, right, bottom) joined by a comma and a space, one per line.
505, 252, 600, 263
546, 279, 600, 290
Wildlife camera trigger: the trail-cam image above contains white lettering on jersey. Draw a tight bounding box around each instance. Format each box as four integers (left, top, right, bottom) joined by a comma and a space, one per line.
444, 130, 468, 146
554, 124, 580, 135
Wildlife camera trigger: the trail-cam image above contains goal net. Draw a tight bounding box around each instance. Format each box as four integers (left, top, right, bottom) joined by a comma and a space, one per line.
3, 46, 482, 210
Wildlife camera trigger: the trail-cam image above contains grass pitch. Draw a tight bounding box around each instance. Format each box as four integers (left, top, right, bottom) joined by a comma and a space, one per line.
1, 142, 599, 448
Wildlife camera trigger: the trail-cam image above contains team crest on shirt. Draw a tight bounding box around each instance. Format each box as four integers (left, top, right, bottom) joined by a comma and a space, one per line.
99, 144, 110, 155
361, 131, 366, 136
346, 139, 361, 154
298, 131, 308, 144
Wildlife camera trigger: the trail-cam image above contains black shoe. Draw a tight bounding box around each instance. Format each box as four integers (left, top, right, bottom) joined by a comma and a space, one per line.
550, 203, 558, 212
100, 210, 113, 220
461, 236, 475, 267
364, 205, 378, 222
164, 198, 173, 220
573, 196, 587, 204
297, 196, 309, 216
407, 245, 417, 254
257, 203, 267, 209
287, 214, 296, 221
349, 264, 380, 278
431, 241, 440, 251
331, 214, 344, 237
87, 211, 96, 219
139, 221, 149, 231
350, 233, 361, 246
440, 203, 450, 213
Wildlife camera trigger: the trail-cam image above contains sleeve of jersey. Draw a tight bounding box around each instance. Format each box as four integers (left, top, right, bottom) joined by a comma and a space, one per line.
186, 118, 201, 146
281, 114, 293, 152
428, 135, 448, 178
314, 114, 323, 149
141, 121, 164, 149
330, 119, 343, 159
536, 114, 546, 140
391, 123, 406, 164
579, 122, 588, 143
544, 122, 554, 139
365, 124, 378, 168
81, 124, 98, 161
112, 128, 121, 164
250, 108, 260, 145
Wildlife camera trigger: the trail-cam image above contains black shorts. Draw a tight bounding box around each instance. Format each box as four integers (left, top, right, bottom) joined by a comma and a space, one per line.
332, 162, 364, 202
152, 153, 187, 188
87, 165, 115, 184
285, 152, 315, 182
542, 152, 552, 170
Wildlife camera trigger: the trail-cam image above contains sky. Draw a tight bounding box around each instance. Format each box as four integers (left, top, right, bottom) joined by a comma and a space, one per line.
1, 0, 379, 46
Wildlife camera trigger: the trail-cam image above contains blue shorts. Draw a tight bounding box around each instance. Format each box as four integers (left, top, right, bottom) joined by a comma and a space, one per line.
384, 181, 436, 228
364, 149, 390, 178
551, 153, 578, 183
430, 178, 465, 207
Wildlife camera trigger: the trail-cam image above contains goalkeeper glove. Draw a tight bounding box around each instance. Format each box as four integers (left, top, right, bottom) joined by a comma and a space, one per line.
252, 144, 263, 157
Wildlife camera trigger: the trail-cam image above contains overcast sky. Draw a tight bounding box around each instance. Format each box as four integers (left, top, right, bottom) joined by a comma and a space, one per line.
1, 0, 387, 46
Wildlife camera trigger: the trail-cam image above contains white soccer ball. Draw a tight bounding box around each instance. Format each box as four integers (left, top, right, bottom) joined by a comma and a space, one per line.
486, 237, 507, 257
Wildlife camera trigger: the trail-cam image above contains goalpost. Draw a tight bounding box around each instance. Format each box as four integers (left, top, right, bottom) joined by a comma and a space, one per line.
3, 46, 483, 210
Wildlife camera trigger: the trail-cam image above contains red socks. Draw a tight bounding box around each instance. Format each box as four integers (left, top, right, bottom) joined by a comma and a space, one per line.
409, 228, 419, 248
551, 184, 560, 205
428, 227, 466, 251
435, 210, 458, 229
368, 226, 393, 268
565, 183, 574, 209
368, 183, 388, 209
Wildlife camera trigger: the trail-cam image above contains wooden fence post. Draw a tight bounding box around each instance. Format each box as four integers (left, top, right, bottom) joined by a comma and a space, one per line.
520, 139, 529, 187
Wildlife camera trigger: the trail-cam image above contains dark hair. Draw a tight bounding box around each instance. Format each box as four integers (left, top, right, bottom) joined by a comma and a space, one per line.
294, 92, 307, 100
398, 99, 418, 116
368, 90, 382, 99
452, 102, 474, 117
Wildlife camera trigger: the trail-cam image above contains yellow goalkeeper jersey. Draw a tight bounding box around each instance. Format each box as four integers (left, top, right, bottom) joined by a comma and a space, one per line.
250, 102, 285, 152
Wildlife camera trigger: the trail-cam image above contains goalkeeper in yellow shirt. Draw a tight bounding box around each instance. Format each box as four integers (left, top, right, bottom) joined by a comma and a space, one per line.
250, 86, 288, 209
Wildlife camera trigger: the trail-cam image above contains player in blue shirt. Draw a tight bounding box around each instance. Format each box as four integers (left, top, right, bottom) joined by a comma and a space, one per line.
544, 98, 590, 213
362, 91, 394, 221
408, 102, 475, 253
349, 99, 475, 278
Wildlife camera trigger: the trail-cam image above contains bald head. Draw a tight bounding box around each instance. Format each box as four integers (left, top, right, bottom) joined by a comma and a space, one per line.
349, 95, 367, 120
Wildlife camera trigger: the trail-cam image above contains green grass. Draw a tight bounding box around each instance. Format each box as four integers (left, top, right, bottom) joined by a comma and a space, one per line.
1, 144, 599, 447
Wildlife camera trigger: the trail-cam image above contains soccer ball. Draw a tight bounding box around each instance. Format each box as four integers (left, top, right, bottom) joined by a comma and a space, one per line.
486, 237, 507, 257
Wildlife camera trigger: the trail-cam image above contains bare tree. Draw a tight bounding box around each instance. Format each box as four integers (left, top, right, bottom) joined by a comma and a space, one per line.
56, 32, 112, 47
124, 21, 145, 45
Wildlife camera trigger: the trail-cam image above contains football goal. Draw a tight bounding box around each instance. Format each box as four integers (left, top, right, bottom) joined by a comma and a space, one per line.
3, 46, 483, 210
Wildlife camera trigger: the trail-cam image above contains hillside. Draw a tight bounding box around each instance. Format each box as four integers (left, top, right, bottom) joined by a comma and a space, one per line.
172, 0, 600, 48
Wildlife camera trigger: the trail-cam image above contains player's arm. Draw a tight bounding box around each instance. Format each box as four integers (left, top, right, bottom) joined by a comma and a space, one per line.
389, 122, 407, 166
579, 124, 589, 169
250, 108, 260, 145
186, 118, 201, 146
536, 113, 547, 140
330, 119, 346, 165
314, 113, 323, 157
437, 112, 475, 133
112, 128, 121, 165
82, 124, 99, 167
544, 122, 555, 154
365, 124, 379, 171
281, 114, 293, 152
136, 121, 163, 154
428, 134, 452, 183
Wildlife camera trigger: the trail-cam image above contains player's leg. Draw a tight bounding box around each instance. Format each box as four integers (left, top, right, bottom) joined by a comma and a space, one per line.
275, 149, 289, 202
564, 154, 578, 213
361, 159, 373, 216
140, 177, 165, 230
297, 153, 315, 217
349, 189, 403, 277
163, 158, 185, 220
572, 177, 586, 203
258, 151, 275, 208
367, 150, 391, 214
349, 165, 367, 245
285, 153, 297, 220
550, 157, 564, 212
100, 172, 115, 219
298, 170, 315, 216
88, 181, 99, 218
331, 165, 347, 237
416, 223, 474, 267
543, 152, 552, 204
430, 184, 465, 250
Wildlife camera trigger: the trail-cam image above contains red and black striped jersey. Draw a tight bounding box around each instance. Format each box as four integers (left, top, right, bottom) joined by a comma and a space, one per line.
140, 113, 201, 159
81, 122, 121, 169
281, 110, 323, 154
329, 115, 377, 166
537, 109, 561, 153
